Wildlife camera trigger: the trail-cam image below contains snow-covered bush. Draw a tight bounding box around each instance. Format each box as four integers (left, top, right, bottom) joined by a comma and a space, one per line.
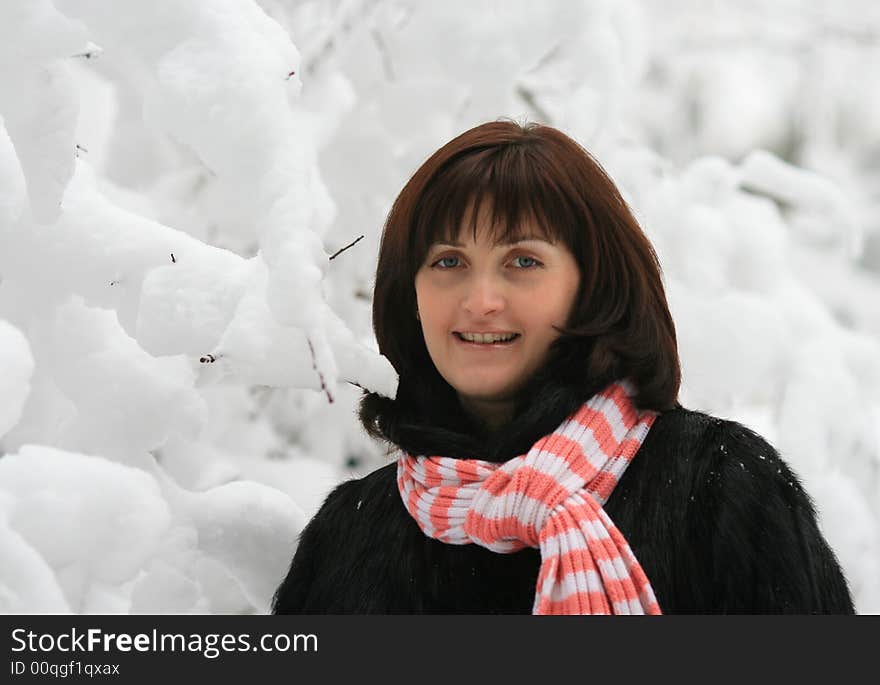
1, 0, 877, 613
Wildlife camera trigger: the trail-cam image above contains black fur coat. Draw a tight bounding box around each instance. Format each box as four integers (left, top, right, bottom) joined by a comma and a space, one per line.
273, 364, 856, 614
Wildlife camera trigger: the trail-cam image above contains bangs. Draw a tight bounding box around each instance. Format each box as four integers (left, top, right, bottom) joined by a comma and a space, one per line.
409, 143, 584, 265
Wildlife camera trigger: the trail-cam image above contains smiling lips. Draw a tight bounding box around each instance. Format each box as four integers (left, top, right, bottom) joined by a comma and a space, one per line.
454, 331, 521, 345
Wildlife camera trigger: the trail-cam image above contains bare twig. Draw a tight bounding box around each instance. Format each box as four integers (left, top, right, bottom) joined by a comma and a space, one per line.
307, 337, 334, 403
300, 0, 385, 76
514, 85, 552, 125
370, 27, 395, 81
329, 234, 365, 260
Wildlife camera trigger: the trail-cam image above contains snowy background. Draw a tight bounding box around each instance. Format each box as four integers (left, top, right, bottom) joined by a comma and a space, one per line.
0, 0, 878, 614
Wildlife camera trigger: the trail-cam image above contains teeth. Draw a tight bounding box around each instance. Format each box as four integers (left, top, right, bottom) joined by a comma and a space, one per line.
459, 332, 517, 344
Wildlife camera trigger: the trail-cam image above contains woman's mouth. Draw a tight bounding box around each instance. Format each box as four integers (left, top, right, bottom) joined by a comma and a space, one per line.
453, 332, 521, 346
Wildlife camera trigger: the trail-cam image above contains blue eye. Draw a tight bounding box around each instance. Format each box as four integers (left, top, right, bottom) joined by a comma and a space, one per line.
513, 256, 539, 268
433, 256, 460, 269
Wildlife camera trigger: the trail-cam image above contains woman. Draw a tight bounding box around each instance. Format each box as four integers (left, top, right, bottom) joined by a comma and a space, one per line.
273, 121, 855, 614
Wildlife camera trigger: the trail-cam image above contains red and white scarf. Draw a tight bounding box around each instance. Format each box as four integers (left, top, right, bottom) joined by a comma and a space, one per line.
396, 379, 661, 615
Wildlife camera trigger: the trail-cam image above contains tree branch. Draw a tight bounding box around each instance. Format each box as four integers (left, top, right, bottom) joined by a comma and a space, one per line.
329, 234, 365, 260
307, 336, 334, 403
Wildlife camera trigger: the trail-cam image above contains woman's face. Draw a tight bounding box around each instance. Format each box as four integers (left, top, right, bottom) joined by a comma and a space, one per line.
414, 211, 581, 429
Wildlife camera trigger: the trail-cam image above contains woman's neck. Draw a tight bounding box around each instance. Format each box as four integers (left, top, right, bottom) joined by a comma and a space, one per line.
457, 395, 516, 432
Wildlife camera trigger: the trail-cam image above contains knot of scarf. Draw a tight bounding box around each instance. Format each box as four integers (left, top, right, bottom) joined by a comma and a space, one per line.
396, 379, 661, 615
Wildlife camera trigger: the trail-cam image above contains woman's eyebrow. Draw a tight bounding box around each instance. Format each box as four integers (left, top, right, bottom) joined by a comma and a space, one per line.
431, 235, 550, 248
503, 235, 552, 245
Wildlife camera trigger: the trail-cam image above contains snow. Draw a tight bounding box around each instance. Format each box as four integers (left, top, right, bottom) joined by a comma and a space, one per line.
0, 515, 72, 613
0, 446, 172, 595
0, 0, 86, 224
741, 149, 861, 256
670, 285, 789, 408
45, 296, 206, 456
0, 320, 34, 437
0, 444, 304, 614
172, 478, 306, 613
0, 0, 878, 614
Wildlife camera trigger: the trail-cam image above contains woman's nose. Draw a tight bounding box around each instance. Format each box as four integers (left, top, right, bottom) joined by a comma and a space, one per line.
462, 274, 506, 316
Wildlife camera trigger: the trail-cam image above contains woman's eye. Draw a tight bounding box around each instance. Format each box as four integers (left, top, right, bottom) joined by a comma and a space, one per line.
512, 256, 540, 268
433, 256, 460, 269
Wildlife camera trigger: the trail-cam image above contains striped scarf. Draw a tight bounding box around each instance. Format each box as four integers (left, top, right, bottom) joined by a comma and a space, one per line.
396, 379, 661, 614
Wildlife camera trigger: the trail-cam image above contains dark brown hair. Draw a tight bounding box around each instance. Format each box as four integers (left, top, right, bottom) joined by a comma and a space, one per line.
360, 120, 680, 442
